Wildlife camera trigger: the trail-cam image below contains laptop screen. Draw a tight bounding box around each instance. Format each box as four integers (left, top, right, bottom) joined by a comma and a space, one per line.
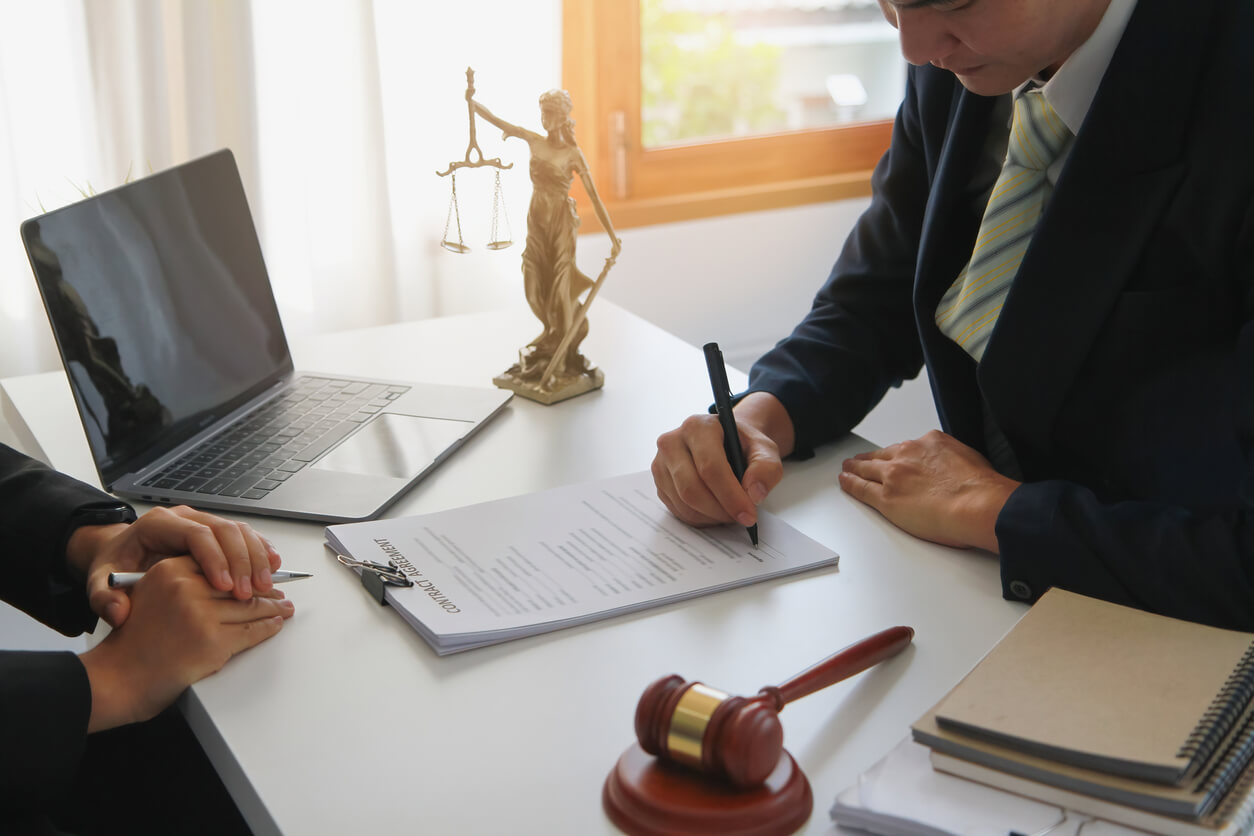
22, 150, 293, 487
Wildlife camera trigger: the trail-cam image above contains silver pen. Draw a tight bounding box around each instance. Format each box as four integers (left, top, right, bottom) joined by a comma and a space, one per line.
107, 569, 313, 588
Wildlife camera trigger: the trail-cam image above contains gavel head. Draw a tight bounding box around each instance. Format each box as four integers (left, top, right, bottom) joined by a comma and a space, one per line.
634, 674, 785, 790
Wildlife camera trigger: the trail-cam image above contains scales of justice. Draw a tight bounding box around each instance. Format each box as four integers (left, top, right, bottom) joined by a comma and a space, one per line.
438, 68, 622, 405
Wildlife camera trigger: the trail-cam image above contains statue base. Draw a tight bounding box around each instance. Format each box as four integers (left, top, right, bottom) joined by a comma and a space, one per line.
493, 365, 604, 405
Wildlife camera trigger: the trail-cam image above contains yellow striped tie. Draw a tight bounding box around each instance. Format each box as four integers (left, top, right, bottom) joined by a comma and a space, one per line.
935, 90, 1072, 361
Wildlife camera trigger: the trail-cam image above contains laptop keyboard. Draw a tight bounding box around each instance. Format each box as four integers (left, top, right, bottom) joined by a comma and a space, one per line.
140, 376, 410, 501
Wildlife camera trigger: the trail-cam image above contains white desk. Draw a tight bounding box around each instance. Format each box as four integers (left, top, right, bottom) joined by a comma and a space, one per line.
1, 302, 1025, 835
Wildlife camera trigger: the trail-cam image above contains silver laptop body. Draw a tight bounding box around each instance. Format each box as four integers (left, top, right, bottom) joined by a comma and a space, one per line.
21, 149, 511, 523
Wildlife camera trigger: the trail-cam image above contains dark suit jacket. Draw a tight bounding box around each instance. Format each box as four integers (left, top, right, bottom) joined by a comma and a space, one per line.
748, 0, 1254, 629
0, 445, 131, 814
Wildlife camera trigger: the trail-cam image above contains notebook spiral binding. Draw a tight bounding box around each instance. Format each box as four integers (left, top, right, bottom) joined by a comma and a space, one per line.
1179, 643, 1254, 772
1201, 708, 1254, 822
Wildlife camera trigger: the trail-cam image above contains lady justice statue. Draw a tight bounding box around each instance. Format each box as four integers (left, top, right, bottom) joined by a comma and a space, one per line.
438, 68, 622, 405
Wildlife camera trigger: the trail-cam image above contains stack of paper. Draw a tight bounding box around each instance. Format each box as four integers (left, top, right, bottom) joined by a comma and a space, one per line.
830, 737, 1150, 836
326, 470, 839, 654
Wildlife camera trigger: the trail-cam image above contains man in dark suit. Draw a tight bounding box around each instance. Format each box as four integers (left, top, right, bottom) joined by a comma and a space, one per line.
652, 0, 1254, 629
0, 443, 292, 832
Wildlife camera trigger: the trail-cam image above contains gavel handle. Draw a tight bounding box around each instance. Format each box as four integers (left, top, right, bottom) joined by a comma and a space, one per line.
759, 625, 915, 711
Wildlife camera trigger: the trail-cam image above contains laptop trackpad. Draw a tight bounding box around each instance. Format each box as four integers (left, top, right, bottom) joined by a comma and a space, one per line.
312, 413, 472, 478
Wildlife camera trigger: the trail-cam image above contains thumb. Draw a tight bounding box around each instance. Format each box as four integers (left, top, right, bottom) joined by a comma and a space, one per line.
741, 436, 784, 506
88, 578, 131, 629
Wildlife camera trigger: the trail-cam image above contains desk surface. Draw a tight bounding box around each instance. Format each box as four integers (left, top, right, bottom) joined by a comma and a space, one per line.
1, 302, 1025, 835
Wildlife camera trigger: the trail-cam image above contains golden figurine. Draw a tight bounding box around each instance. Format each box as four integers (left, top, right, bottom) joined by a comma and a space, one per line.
439, 68, 622, 405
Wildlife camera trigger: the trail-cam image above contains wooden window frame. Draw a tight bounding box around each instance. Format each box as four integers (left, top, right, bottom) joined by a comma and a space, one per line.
562, 0, 895, 232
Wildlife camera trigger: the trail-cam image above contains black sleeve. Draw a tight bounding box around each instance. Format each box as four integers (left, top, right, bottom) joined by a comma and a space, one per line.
994, 207, 1254, 631
0, 444, 132, 637
0, 445, 137, 818
0, 650, 92, 813
745, 65, 936, 456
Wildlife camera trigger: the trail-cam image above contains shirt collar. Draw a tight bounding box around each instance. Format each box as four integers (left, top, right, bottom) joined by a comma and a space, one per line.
1016, 0, 1139, 134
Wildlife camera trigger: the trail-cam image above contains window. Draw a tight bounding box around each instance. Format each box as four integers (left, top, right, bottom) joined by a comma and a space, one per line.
563, 0, 899, 231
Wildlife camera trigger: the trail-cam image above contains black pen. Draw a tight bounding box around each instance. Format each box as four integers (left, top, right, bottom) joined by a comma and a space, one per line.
703, 342, 759, 547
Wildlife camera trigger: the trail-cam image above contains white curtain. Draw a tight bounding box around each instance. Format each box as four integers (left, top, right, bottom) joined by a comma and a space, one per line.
0, 0, 561, 380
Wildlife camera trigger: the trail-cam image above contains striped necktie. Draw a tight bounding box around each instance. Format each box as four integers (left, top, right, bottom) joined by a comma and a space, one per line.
935, 90, 1073, 361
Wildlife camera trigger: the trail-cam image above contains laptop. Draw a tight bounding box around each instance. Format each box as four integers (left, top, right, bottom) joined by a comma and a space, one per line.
21, 148, 511, 523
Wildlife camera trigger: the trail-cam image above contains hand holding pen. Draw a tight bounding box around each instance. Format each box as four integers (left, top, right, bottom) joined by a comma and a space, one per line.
704, 342, 759, 547
68, 505, 286, 629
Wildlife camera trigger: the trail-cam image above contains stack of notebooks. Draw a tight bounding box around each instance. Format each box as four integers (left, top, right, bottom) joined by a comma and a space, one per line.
905, 588, 1254, 836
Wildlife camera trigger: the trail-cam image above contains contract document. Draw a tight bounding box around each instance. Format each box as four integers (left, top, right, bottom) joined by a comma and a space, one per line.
325, 470, 839, 654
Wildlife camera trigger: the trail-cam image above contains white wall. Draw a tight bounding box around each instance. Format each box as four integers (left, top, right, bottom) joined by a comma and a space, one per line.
603, 199, 865, 368
596, 199, 940, 448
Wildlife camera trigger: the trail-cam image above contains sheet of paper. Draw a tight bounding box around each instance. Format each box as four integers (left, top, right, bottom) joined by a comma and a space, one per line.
326, 470, 838, 653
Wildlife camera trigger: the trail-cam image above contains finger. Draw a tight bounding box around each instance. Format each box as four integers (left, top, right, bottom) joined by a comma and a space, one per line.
740, 433, 783, 506
652, 456, 724, 527
222, 614, 286, 657
86, 574, 130, 629
850, 446, 896, 462
261, 536, 282, 572
203, 585, 284, 602
655, 420, 741, 524
172, 508, 255, 599
238, 524, 274, 592
135, 507, 235, 592
838, 469, 886, 510
216, 596, 295, 624
842, 455, 888, 484
682, 418, 759, 526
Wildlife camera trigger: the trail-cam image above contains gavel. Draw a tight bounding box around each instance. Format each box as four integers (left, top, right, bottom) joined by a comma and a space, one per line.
633, 625, 914, 789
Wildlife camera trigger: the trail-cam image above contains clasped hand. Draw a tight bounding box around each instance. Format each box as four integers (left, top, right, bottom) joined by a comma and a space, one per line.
68, 505, 282, 629
79, 556, 293, 732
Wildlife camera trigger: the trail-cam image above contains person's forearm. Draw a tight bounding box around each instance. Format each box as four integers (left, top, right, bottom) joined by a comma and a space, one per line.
734, 392, 796, 458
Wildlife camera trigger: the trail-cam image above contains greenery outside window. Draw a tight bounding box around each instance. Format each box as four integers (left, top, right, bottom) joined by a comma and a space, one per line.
563, 0, 899, 231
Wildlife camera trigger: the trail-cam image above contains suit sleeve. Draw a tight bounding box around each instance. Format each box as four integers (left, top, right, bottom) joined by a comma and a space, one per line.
0, 651, 92, 812
745, 66, 935, 456
0, 444, 128, 636
0, 444, 132, 812
995, 211, 1254, 632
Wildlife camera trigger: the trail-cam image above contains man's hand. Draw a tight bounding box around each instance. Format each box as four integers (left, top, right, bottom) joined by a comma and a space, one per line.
838, 430, 1020, 552
652, 392, 794, 529
67, 505, 282, 628
78, 557, 293, 733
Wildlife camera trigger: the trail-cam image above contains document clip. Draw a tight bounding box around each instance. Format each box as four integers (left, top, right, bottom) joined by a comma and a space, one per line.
335, 554, 414, 605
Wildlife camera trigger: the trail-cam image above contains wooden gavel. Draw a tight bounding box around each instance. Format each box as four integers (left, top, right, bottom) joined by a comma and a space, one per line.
633, 625, 915, 789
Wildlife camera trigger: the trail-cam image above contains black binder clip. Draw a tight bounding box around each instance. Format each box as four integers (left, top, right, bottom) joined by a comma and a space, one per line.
335, 554, 414, 605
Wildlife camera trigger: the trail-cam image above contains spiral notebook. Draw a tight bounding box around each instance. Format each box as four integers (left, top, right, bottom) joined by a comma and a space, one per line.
928, 745, 1254, 835
911, 589, 1254, 820
914, 705, 1254, 820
